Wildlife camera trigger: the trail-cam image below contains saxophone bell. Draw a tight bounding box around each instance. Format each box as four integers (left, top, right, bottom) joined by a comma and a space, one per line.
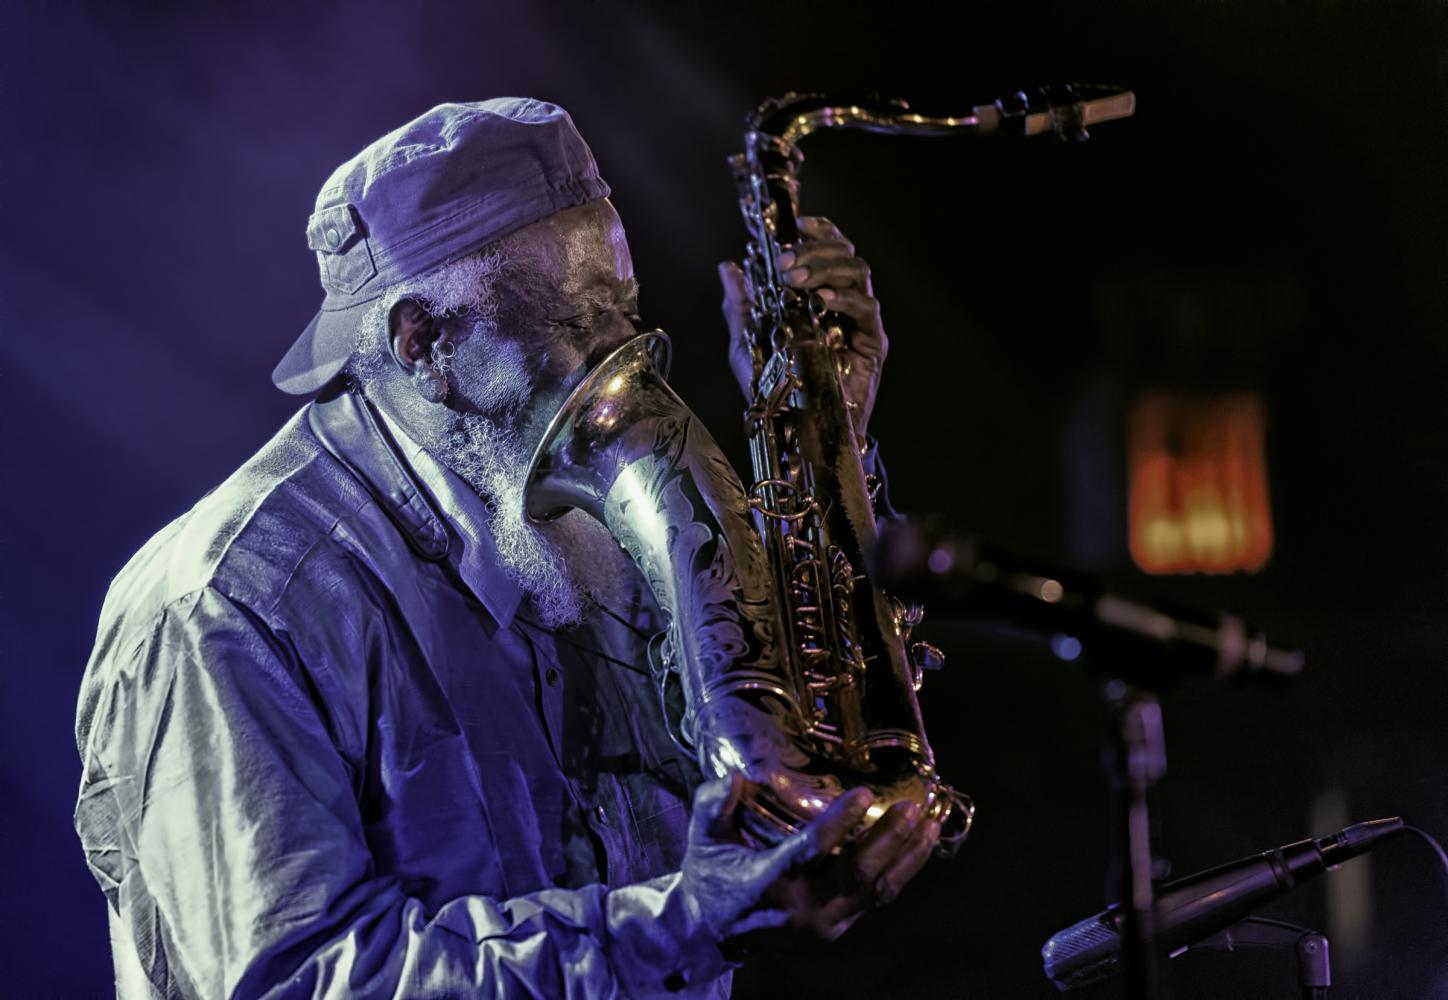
524, 332, 973, 851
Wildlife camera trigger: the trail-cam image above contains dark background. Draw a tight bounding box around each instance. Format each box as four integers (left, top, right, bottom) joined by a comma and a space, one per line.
3, 2, 1446, 997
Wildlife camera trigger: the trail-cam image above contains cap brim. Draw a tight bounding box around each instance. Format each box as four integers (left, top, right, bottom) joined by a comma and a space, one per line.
272, 300, 374, 395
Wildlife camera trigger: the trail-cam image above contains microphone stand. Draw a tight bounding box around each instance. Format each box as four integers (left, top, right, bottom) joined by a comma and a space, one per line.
1107, 682, 1168, 1000
864, 522, 1305, 999
1189, 917, 1332, 1000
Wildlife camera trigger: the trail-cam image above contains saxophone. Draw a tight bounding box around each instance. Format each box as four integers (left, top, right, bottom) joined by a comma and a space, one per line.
525, 86, 1136, 853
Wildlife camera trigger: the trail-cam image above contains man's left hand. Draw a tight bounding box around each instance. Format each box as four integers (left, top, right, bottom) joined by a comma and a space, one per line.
719, 216, 888, 441
681, 775, 940, 948
762, 793, 941, 942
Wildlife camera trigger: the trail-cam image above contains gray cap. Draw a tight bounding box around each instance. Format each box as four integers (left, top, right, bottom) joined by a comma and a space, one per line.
273, 98, 611, 395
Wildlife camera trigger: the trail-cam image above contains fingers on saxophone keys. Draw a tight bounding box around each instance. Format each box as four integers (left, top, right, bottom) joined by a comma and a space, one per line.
846, 801, 928, 901
871, 816, 941, 906
798, 215, 854, 253
778, 247, 870, 291
814, 287, 883, 332
809, 786, 876, 857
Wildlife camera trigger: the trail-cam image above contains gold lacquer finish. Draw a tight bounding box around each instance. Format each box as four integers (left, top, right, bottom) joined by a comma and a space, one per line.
524, 85, 1135, 855
525, 332, 905, 843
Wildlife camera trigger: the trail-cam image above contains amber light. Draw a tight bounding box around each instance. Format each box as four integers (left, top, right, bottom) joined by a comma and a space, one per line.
1128, 392, 1273, 574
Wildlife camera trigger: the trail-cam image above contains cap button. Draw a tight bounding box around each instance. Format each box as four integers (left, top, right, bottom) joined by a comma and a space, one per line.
325, 227, 341, 249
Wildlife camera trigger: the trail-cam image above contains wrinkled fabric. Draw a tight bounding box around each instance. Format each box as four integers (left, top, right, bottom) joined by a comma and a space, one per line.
74, 387, 730, 999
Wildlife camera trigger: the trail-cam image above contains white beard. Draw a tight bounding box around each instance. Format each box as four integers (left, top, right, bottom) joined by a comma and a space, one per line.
436, 364, 641, 630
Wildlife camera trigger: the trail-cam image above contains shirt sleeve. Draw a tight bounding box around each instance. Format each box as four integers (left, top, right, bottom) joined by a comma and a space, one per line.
74, 585, 730, 1000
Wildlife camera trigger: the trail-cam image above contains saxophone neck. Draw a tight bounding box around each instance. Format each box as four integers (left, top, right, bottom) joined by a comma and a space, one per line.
745, 86, 1136, 151
734, 85, 1137, 232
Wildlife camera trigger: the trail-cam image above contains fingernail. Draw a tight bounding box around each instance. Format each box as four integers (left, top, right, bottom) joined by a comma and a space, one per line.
778, 250, 796, 268
817, 287, 837, 302
905, 803, 922, 823
786, 266, 809, 285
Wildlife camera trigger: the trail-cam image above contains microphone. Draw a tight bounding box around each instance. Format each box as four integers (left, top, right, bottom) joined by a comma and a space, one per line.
869, 521, 1303, 689
1041, 818, 1405, 991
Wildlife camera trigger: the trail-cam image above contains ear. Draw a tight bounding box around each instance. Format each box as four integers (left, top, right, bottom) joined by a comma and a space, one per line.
388, 298, 443, 371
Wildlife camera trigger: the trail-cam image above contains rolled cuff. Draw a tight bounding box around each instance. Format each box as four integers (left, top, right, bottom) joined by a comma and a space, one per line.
607, 872, 735, 999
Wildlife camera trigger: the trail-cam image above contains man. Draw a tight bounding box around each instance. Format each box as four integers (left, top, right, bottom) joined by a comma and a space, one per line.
74, 98, 938, 999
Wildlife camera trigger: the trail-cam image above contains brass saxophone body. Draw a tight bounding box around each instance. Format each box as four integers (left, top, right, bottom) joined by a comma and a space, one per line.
525, 87, 1135, 853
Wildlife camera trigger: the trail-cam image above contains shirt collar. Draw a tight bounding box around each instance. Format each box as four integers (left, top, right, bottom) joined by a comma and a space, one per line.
374, 405, 524, 629
307, 388, 523, 629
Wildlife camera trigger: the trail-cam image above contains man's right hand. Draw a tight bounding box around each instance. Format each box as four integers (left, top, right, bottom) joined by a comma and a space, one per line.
679, 774, 939, 945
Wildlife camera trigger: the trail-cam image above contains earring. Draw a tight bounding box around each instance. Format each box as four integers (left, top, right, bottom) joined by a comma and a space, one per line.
412, 363, 449, 403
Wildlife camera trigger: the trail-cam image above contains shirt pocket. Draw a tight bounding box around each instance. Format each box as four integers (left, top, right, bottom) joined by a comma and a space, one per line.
619, 757, 694, 875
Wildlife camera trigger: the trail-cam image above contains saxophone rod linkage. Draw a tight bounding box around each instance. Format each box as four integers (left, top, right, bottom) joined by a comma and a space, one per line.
751, 86, 1137, 147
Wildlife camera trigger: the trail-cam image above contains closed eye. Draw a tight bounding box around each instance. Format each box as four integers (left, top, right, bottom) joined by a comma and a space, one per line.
550, 305, 642, 330
550, 278, 642, 330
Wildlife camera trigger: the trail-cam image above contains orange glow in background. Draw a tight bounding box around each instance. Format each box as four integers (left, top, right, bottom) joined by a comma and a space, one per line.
1128, 392, 1274, 574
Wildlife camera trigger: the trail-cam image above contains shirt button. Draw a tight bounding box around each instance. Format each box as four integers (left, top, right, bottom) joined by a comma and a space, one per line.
325, 226, 341, 248
594, 804, 608, 824
544, 668, 560, 686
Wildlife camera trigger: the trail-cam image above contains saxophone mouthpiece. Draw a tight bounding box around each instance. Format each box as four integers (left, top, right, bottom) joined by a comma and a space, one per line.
1078, 88, 1137, 126
981, 84, 1137, 141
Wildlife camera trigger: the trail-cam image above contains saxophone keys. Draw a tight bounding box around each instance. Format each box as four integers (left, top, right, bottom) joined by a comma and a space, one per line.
806, 672, 856, 693
891, 598, 925, 634
910, 641, 947, 691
